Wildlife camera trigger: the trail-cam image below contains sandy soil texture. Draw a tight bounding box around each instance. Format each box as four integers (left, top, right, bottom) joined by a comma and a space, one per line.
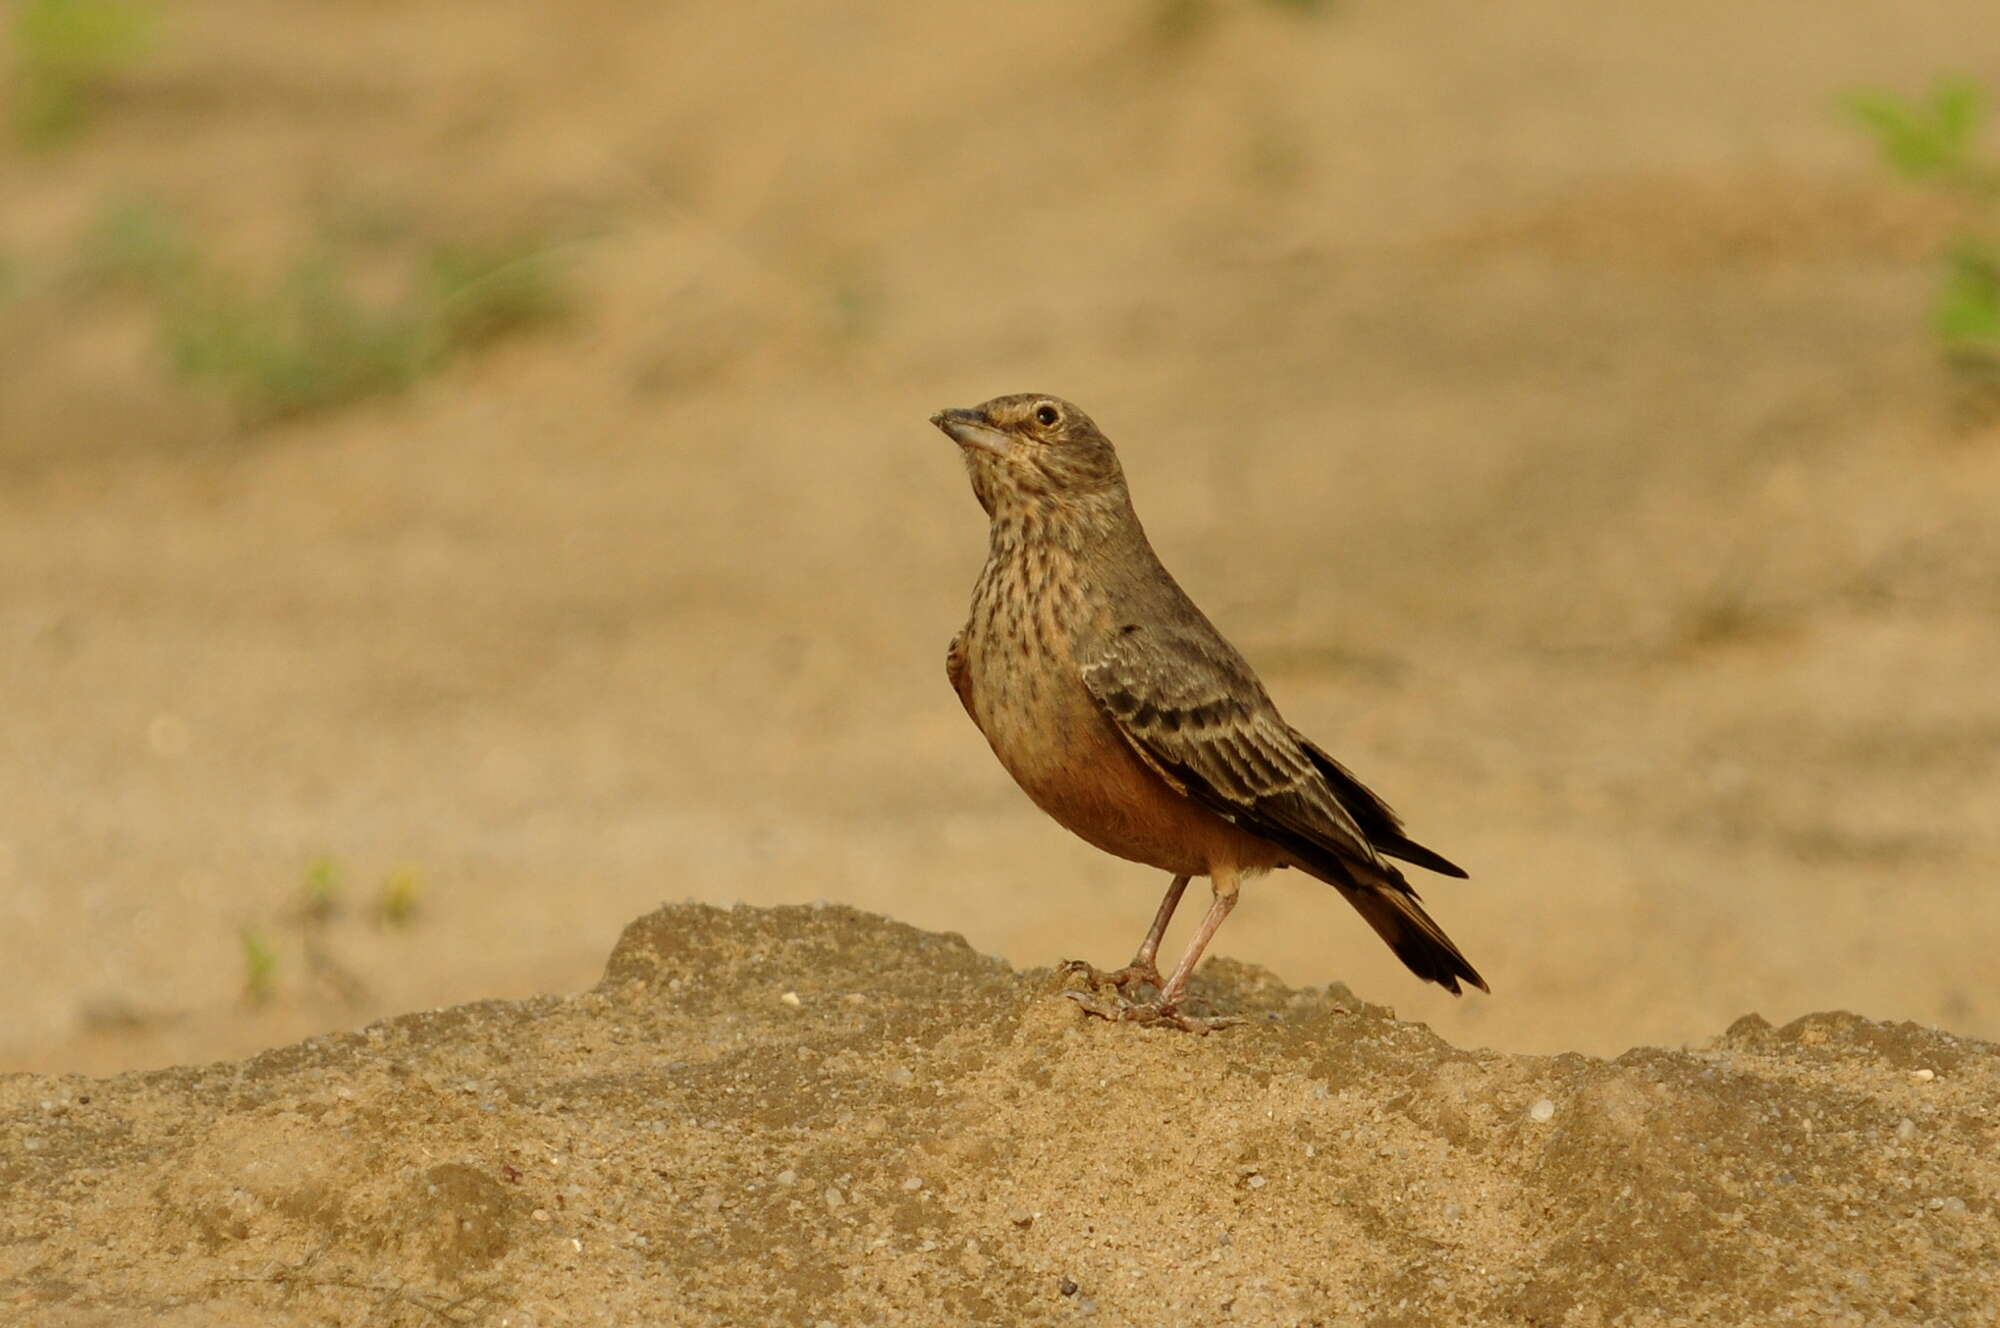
4, 904, 1996, 1325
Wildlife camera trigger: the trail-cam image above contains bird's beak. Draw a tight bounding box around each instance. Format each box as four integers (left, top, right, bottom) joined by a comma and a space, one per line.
931, 407, 1013, 458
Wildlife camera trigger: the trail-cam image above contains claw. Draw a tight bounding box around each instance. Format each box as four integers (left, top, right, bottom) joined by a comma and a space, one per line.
1063, 989, 1129, 1022
1123, 1002, 1244, 1035
1062, 988, 1243, 1035
1059, 958, 1163, 995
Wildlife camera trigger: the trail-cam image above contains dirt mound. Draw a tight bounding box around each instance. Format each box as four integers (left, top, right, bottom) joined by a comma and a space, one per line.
4, 904, 1993, 1325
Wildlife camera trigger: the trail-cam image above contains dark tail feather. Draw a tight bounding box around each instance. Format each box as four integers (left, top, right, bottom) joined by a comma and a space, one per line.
1375, 833, 1469, 880
1293, 732, 1469, 879
1343, 881, 1488, 995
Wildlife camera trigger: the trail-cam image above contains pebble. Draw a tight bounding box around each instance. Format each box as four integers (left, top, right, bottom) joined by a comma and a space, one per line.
1896, 1117, 1917, 1141
1909, 1068, 1935, 1083
779, 992, 802, 1008
1529, 1099, 1556, 1123
1246, 1175, 1267, 1190
824, 1186, 845, 1208
775, 1170, 797, 1187
901, 1176, 924, 1191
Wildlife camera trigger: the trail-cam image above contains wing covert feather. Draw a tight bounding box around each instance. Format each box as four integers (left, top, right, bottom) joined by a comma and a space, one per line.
1079, 625, 1385, 877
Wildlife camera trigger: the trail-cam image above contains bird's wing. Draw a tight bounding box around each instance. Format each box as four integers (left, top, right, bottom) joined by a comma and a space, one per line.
1078, 623, 1386, 882
945, 631, 975, 720
1081, 621, 1486, 995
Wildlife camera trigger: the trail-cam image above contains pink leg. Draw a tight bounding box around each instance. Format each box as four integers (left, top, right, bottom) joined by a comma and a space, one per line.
1125, 874, 1190, 981
1155, 867, 1239, 1011
1067, 869, 1244, 1032
1065, 874, 1188, 993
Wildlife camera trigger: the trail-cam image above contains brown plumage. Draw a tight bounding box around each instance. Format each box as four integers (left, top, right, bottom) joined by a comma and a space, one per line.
933, 393, 1484, 1030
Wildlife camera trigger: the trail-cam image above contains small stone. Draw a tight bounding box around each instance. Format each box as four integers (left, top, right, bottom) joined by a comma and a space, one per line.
844, 993, 867, 1006
1529, 1099, 1556, 1123
1442, 1203, 1462, 1223
531, 1209, 551, 1223
779, 991, 802, 1008
902, 1176, 924, 1191
888, 1066, 914, 1087
1909, 1068, 1935, 1083
824, 1186, 845, 1208
1896, 1117, 1917, 1141
1010, 1208, 1035, 1228
1246, 1174, 1267, 1190
775, 1170, 798, 1187
1939, 1196, 1968, 1216
1059, 1278, 1078, 1296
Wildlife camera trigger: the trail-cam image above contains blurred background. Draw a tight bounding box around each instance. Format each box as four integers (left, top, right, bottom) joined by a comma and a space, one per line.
4, 0, 1998, 1074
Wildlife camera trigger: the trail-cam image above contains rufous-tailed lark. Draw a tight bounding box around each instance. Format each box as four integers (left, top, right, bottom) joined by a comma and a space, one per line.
934, 393, 1484, 1032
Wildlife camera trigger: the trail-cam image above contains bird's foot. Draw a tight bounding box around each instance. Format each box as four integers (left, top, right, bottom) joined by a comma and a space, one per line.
1061, 989, 1243, 1035
1122, 1001, 1244, 1035
1059, 957, 1163, 996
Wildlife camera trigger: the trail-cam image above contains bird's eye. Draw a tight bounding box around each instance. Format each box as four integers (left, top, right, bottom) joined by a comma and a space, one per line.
1034, 404, 1059, 427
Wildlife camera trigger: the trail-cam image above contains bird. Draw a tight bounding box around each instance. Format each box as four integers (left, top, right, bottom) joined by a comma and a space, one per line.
932, 392, 1484, 1031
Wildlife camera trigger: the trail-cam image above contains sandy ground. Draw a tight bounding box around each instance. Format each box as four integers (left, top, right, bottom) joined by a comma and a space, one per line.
5, 904, 1998, 1325
3, 6, 2000, 1310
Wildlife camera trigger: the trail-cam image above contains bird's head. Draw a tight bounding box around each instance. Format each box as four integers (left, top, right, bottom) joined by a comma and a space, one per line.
930, 394, 1127, 518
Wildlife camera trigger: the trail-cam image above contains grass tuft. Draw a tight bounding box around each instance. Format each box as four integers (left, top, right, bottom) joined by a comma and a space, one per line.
239, 927, 278, 1006
11, 0, 155, 148
70, 195, 573, 425
1846, 76, 2000, 394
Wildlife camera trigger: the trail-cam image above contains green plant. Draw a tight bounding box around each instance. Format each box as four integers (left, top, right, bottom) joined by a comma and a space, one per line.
164, 254, 439, 422
376, 867, 423, 929
1847, 80, 1991, 181
11, 0, 155, 147
64, 192, 573, 424
300, 855, 343, 923
76, 193, 192, 288
1847, 77, 2000, 382
239, 927, 278, 1006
